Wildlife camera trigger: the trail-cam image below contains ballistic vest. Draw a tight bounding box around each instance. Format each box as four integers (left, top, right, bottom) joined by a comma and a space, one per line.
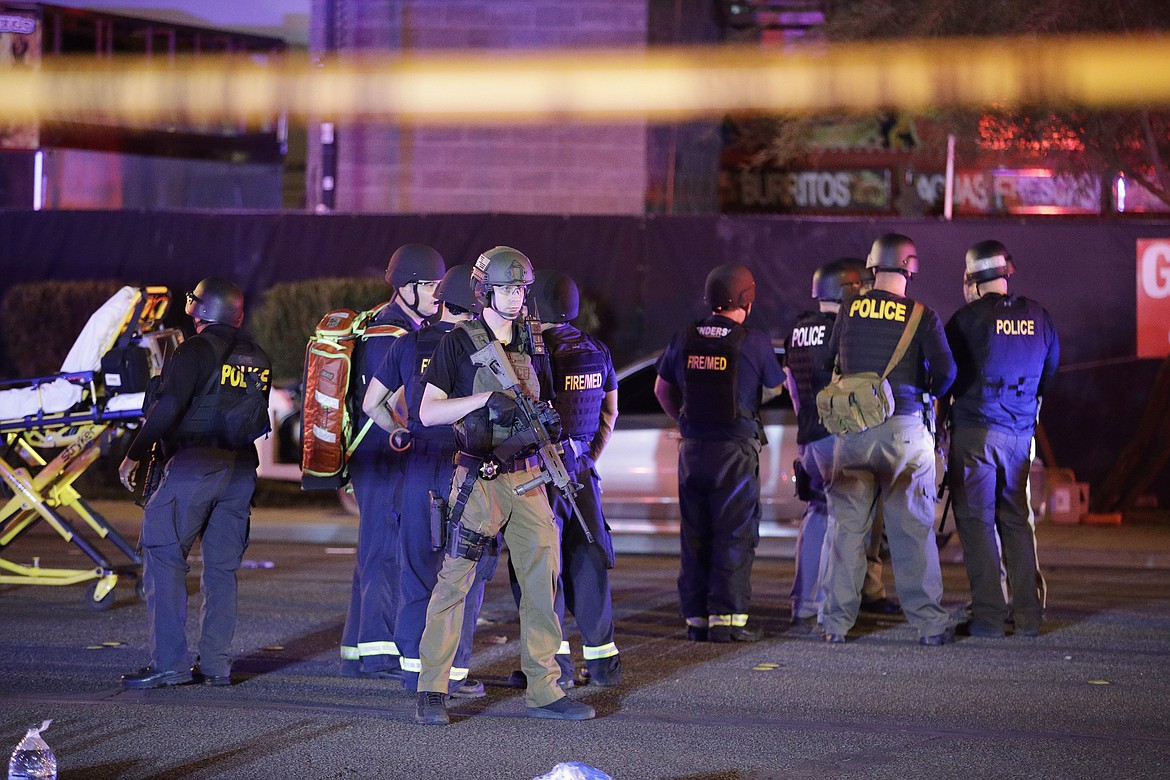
545, 327, 608, 439
173, 331, 272, 450
453, 319, 540, 456
949, 293, 1055, 432
682, 321, 745, 426
406, 323, 457, 449
785, 309, 836, 444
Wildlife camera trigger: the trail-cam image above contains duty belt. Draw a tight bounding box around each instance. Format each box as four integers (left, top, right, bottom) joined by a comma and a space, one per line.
455, 451, 540, 481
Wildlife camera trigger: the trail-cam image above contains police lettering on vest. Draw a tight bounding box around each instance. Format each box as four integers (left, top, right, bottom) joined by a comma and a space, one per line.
849, 298, 908, 322
789, 324, 827, 348
176, 334, 272, 449
996, 318, 1035, 336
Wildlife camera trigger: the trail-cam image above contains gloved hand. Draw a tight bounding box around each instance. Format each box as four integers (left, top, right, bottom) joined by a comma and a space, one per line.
485, 391, 519, 427
535, 401, 562, 442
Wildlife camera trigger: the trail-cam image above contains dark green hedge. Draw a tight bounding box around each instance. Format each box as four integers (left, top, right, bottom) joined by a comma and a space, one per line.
1, 280, 128, 379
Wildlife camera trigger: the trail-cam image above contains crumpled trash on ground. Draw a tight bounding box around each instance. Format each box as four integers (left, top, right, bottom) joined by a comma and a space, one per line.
532, 762, 613, 780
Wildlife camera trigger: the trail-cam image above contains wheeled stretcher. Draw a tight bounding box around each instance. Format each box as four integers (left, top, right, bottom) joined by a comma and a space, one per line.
0, 286, 181, 609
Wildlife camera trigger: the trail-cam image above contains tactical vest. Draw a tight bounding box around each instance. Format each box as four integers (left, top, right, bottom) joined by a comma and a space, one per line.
786, 310, 836, 444
546, 328, 607, 439
453, 319, 540, 456
173, 332, 272, 450
953, 294, 1048, 429
682, 322, 745, 426
407, 324, 456, 448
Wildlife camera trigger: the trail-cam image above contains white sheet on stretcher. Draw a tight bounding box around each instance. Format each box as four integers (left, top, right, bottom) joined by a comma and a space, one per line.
0, 286, 140, 421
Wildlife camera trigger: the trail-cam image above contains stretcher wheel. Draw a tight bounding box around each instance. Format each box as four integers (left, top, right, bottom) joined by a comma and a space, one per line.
85, 582, 116, 611
135, 579, 147, 602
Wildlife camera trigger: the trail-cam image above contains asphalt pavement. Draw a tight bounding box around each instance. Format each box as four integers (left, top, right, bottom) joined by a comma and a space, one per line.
1, 500, 1168, 780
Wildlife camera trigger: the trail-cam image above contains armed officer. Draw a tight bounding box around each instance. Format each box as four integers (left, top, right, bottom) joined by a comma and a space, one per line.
786, 259, 869, 626
945, 240, 1059, 638
414, 247, 595, 725
363, 264, 496, 697
821, 234, 956, 645
119, 277, 271, 688
654, 264, 785, 643
522, 269, 621, 687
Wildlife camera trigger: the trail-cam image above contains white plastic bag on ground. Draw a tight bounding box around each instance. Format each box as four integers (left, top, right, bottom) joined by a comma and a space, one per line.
532, 762, 613, 780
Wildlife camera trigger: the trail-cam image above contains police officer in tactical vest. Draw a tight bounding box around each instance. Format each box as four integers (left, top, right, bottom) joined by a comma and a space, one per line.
654, 264, 785, 643
340, 243, 446, 679
507, 269, 621, 687
362, 264, 496, 698
414, 247, 595, 725
945, 240, 1059, 638
118, 277, 271, 688
822, 234, 956, 645
787, 259, 857, 625
785, 260, 903, 627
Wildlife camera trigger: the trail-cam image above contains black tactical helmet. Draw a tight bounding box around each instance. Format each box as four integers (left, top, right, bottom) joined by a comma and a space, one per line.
385, 243, 446, 288
185, 277, 244, 328
435, 264, 482, 315
812, 258, 866, 301
471, 246, 535, 306
530, 269, 579, 323
705, 263, 756, 311
866, 233, 919, 278
965, 239, 1015, 284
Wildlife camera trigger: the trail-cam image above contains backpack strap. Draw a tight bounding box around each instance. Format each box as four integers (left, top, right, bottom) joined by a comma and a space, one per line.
880, 303, 923, 380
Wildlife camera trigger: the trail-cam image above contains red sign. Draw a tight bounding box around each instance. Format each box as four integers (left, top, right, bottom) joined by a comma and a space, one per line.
1137, 239, 1170, 358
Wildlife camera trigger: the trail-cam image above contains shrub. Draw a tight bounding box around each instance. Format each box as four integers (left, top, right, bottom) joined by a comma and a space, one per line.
0, 280, 128, 379
250, 278, 390, 384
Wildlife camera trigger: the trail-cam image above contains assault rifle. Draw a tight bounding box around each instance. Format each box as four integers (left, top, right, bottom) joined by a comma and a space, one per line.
136, 442, 166, 508
469, 341, 594, 544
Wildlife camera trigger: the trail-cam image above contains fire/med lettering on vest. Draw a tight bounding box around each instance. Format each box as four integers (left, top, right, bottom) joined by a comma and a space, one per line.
564, 372, 604, 391
687, 355, 728, 371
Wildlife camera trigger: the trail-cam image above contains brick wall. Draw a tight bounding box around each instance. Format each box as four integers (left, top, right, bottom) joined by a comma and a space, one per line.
309, 0, 649, 215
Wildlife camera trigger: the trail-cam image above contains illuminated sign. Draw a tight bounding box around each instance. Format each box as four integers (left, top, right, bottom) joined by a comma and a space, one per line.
1136, 239, 1170, 358
724, 168, 891, 213
911, 169, 1101, 215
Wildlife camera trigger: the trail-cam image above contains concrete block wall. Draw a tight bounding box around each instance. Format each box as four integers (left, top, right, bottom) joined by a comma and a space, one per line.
309, 0, 649, 214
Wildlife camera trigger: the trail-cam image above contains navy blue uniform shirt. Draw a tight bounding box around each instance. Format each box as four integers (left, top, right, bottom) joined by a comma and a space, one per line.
945, 292, 1059, 433
656, 314, 784, 441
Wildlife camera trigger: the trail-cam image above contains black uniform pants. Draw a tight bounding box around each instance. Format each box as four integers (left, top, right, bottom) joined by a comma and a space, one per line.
140, 447, 255, 677
677, 437, 762, 622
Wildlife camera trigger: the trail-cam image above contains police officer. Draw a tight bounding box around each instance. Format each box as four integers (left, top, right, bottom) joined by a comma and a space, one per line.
118, 277, 271, 688
519, 269, 621, 686
945, 240, 1059, 638
786, 258, 874, 626
654, 264, 785, 643
362, 264, 496, 698
414, 247, 594, 725
340, 243, 445, 679
822, 234, 956, 645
